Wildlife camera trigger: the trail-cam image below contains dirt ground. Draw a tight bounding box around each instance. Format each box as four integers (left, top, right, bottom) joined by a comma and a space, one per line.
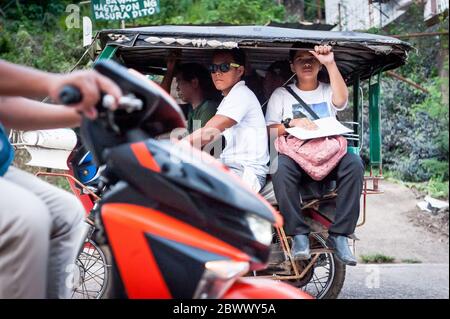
355, 180, 449, 264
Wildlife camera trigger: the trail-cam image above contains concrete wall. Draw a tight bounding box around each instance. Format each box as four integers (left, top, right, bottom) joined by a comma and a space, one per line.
424, 0, 449, 24
325, 0, 413, 31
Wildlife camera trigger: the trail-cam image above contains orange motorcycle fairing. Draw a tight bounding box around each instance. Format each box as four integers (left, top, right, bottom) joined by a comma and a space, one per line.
130, 141, 161, 173
101, 203, 251, 298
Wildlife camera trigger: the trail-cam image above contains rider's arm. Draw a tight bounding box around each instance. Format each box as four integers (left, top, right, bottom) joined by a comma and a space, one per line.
0, 97, 81, 130
0, 59, 122, 119
186, 115, 236, 148
0, 60, 52, 98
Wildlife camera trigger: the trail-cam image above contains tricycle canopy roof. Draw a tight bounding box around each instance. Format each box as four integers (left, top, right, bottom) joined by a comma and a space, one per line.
97, 25, 412, 85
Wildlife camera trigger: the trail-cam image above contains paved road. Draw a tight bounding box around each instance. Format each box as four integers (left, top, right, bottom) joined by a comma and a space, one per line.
339, 263, 449, 299
355, 181, 449, 263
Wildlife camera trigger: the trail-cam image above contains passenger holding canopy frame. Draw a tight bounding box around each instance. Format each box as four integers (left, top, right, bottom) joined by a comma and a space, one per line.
266, 43, 365, 266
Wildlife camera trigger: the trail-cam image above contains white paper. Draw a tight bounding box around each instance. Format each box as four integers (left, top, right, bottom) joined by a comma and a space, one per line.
285, 117, 353, 140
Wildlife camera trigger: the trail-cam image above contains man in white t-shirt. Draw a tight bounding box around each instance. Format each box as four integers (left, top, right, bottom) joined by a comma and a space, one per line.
187, 49, 269, 192
265, 44, 364, 266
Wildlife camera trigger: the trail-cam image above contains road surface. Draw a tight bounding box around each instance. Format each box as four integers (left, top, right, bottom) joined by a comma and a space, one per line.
339, 263, 449, 299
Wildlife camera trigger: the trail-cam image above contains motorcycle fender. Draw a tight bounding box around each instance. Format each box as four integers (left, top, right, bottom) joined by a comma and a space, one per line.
223, 277, 314, 299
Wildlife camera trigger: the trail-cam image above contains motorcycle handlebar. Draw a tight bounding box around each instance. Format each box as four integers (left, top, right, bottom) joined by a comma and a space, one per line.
59, 85, 143, 114
59, 85, 82, 105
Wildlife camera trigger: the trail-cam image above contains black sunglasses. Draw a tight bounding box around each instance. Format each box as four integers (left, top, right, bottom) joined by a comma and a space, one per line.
208, 62, 240, 74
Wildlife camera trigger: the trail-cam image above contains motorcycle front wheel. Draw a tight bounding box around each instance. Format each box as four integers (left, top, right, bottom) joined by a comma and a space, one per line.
71, 239, 110, 299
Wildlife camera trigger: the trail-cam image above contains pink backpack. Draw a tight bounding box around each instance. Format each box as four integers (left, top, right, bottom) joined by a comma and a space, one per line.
275, 135, 347, 181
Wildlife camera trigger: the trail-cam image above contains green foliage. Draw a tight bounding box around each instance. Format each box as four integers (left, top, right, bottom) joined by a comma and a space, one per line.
138, 0, 285, 25
362, 76, 448, 184
412, 78, 449, 142
0, 0, 86, 72
421, 159, 449, 181
400, 259, 421, 264
360, 253, 396, 264
1, 0, 285, 71
303, 0, 325, 22
360, 2, 449, 186
427, 178, 449, 199
384, 170, 449, 200
405, 179, 449, 200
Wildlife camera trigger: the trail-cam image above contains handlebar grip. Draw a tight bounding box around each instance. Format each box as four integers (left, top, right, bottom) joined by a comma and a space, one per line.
59, 85, 82, 105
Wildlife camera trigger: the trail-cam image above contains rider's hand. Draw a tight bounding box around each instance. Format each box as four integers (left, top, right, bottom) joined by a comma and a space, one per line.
47, 70, 122, 120
309, 45, 335, 67
289, 118, 318, 131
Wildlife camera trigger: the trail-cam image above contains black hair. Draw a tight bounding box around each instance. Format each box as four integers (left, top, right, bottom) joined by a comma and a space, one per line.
289, 42, 316, 62
267, 60, 293, 82
175, 63, 221, 101
213, 48, 246, 67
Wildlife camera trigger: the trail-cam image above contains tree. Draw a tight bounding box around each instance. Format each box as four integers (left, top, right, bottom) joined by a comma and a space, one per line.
137, 0, 285, 25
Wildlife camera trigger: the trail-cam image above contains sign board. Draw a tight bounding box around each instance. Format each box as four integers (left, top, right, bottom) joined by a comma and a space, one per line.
83, 16, 93, 47
91, 0, 160, 21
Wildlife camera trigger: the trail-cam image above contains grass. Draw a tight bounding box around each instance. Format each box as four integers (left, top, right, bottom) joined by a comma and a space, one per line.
400, 259, 422, 264
404, 179, 448, 200
42, 174, 71, 192
12, 150, 71, 192
379, 170, 449, 200
360, 253, 396, 264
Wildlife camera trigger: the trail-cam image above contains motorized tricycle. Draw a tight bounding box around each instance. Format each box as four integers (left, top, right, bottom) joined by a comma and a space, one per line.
11, 24, 411, 299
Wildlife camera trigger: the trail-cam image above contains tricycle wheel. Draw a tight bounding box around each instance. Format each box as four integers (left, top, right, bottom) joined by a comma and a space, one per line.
288, 233, 346, 299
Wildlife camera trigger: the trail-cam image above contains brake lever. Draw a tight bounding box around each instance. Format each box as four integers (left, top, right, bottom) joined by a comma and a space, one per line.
102, 93, 144, 134
59, 85, 145, 134
103, 94, 143, 113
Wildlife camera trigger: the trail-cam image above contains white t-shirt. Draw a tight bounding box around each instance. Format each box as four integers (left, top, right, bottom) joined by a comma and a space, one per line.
216, 81, 269, 177
265, 82, 347, 125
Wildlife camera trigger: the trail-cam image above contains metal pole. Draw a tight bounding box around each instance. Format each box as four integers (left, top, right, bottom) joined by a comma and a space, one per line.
338, 2, 342, 31
316, 0, 322, 21
386, 70, 429, 93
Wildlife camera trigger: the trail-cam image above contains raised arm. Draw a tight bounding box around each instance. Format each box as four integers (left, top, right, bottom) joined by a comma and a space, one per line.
309, 45, 348, 109
160, 57, 177, 93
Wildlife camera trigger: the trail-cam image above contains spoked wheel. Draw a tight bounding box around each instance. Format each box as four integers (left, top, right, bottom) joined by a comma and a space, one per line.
71, 239, 110, 299
287, 233, 346, 299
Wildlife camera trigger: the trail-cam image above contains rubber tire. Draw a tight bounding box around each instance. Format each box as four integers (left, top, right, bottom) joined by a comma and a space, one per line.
313, 233, 346, 299
287, 232, 347, 299
98, 244, 127, 299
321, 254, 346, 299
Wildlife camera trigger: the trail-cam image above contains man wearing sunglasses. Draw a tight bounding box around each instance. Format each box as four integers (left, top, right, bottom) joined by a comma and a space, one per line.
187, 49, 269, 192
